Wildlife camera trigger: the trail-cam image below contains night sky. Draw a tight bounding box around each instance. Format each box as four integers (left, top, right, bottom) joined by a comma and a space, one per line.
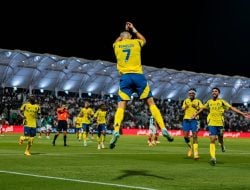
1, 1, 250, 77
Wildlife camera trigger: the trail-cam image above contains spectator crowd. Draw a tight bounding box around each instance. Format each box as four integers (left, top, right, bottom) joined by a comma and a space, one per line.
0, 87, 250, 132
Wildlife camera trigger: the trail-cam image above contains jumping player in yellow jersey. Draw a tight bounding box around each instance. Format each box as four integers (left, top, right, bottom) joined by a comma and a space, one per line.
193, 87, 250, 166
94, 104, 107, 150
19, 95, 41, 156
110, 21, 174, 149
182, 88, 203, 160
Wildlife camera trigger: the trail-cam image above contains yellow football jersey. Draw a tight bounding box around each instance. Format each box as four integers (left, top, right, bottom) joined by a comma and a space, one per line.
203, 99, 231, 126
80, 107, 94, 124
20, 102, 41, 128
113, 39, 145, 74
94, 109, 107, 125
182, 98, 203, 119
75, 116, 83, 128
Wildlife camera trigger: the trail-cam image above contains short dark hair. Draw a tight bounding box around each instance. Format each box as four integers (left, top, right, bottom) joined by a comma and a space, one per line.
28, 95, 36, 104
212, 87, 220, 93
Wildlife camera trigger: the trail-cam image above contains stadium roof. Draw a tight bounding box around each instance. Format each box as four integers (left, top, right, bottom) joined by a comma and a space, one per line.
0, 49, 250, 103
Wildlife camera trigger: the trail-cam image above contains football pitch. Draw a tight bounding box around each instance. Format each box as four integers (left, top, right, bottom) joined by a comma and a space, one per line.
0, 134, 250, 190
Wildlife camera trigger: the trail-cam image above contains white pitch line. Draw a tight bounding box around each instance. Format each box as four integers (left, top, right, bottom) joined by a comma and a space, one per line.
1, 152, 250, 156
0, 170, 157, 190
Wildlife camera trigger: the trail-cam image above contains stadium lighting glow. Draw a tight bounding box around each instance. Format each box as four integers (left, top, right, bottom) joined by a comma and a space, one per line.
152, 88, 159, 96
242, 96, 249, 103
34, 56, 41, 62
65, 90, 69, 94
39, 79, 50, 88
87, 83, 98, 92
110, 94, 113, 98
13, 86, 17, 91
244, 102, 248, 106
5, 51, 12, 57
40, 89, 44, 93
167, 91, 177, 99
64, 81, 75, 91
23, 53, 30, 57
88, 92, 92, 96
131, 93, 138, 98
12, 77, 23, 86
109, 85, 118, 94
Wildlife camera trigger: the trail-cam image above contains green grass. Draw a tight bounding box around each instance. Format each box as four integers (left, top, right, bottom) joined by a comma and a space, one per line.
0, 134, 250, 190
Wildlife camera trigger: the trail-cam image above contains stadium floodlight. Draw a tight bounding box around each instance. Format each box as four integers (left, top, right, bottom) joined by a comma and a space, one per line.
110, 94, 113, 98
34, 56, 41, 62
88, 92, 92, 96
131, 92, 138, 98
242, 96, 249, 104
13, 86, 17, 91
5, 51, 12, 57
40, 89, 44, 93
65, 90, 69, 94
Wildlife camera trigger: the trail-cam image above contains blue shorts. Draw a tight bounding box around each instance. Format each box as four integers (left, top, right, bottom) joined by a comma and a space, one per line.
209, 126, 224, 136
182, 119, 198, 132
97, 124, 107, 133
82, 124, 91, 132
118, 73, 153, 102
75, 128, 82, 133
24, 126, 37, 137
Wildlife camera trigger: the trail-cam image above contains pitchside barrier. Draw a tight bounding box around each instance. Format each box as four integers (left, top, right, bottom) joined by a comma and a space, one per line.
1, 125, 250, 138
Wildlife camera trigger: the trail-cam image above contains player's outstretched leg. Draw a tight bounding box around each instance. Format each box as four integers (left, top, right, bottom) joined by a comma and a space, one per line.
109, 131, 120, 149
162, 128, 174, 142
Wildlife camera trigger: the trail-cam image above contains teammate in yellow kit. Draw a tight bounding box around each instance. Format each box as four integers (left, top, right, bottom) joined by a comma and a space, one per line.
193, 87, 250, 165
19, 95, 41, 156
182, 88, 203, 160
94, 104, 107, 150
74, 114, 84, 141
80, 101, 94, 146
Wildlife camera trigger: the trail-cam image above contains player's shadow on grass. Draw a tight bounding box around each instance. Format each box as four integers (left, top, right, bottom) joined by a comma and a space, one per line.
113, 170, 174, 180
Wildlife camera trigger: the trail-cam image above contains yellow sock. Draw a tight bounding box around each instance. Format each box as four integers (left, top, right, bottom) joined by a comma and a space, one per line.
210, 143, 216, 159
79, 133, 82, 140
193, 143, 198, 154
21, 136, 29, 141
83, 132, 87, 143
101, 134, 105, 142
149, 105, 165, 129
26, 137, 34, 151
97, 136, 101, 144
114, 108, 125, 132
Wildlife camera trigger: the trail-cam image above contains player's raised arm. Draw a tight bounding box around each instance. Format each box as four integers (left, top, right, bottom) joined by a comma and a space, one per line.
126, 21, 146, 45
229, 106, 250, 118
